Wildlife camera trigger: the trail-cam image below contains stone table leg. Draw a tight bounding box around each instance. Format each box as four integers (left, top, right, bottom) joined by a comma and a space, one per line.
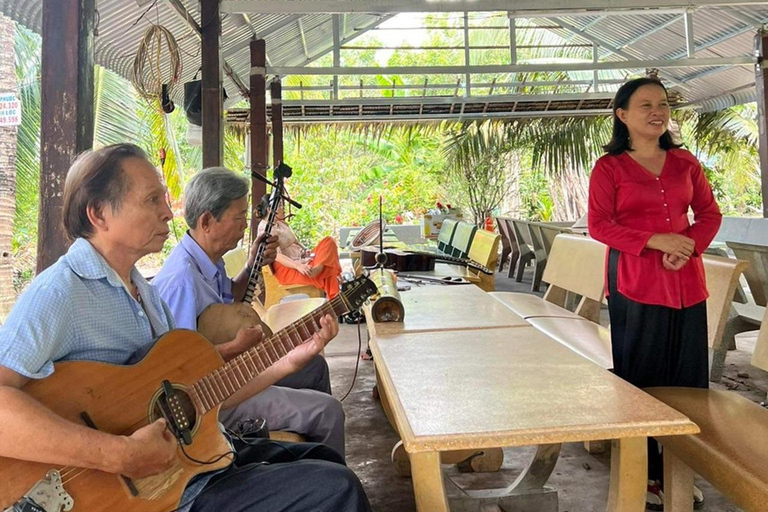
662, 449, 694, 512
410, 451, 450, 512
606, 437, 647, 512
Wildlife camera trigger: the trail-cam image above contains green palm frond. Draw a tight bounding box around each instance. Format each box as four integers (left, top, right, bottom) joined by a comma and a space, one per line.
93, 65, 142, 147
13, 24, 42, 249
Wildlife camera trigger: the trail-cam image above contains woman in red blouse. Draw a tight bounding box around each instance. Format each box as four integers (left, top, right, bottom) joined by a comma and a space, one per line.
588, 78, 721, 509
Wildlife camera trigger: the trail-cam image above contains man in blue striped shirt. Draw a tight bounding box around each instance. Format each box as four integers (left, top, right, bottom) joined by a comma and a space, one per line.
0, 144, 370, 512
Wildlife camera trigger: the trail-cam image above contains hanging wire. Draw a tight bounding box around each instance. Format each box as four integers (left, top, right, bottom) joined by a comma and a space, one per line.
131, 25, 183, 109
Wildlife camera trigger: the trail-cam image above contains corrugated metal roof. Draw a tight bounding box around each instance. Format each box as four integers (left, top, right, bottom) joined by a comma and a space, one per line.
2, 1, 767, 118
537, 5, 768, 109
0, 0, 386, 105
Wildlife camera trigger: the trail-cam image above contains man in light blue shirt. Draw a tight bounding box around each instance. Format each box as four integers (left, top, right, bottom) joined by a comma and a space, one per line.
0, 144, 370, 512
153, 168, 346, 458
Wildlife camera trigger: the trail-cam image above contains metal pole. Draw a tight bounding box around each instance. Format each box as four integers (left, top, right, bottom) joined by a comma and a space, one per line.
754, 29, 768, 217
332, 14, 341, 100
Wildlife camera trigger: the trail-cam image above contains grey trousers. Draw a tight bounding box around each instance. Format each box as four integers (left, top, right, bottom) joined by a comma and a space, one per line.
220, 355, 346, 459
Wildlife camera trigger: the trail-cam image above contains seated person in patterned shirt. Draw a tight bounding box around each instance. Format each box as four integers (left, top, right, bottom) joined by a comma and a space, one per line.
153, 167, 346, 458
0, 144, 371, 512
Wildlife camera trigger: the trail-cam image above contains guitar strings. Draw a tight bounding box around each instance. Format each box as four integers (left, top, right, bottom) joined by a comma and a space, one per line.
53, 293, 356, 489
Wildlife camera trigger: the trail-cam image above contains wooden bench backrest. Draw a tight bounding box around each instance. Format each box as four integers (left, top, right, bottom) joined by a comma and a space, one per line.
451, 222, 477, 258
726, 241, 768, 306
542, 234, 606, 301
702, 254, 749, 350
437, 218, 459, 253
468, 228, 501, 270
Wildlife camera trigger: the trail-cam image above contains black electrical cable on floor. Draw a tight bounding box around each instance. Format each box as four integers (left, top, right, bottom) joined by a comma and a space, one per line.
338, 316, 364, 402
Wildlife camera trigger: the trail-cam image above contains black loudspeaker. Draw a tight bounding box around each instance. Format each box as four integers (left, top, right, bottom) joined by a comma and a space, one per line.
184, 80, 202, 126
184, 80, 231, 126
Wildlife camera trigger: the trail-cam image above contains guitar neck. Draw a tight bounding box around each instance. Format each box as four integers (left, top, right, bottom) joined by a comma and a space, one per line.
415, 250, 493, 275
190, 294, 350, 413
243, 192, 282, 305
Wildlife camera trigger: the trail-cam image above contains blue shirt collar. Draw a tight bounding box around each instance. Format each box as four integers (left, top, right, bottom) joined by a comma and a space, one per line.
181, 232, 222, 281
65, 238, 142, 290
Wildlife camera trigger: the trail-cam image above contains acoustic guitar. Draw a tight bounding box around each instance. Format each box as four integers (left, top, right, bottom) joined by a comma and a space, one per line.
0, 276, 376, 512
360, 246, 494, 275
197, 163, 292, 345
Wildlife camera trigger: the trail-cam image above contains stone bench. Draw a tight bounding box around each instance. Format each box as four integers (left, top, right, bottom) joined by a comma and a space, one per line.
491, 236, 748, 380
645, 383, 768, 512
490, 233, 612, 369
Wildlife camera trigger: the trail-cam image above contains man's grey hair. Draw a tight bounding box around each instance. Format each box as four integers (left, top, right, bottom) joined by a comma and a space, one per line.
184, 167, 249, 228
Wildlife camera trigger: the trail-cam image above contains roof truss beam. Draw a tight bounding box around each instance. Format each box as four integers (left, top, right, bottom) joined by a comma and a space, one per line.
262, 56, 756, 77
222, 0, 768, 15
550, 17, 689, 89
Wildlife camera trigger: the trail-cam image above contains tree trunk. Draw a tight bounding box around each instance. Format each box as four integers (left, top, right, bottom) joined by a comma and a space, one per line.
0, 15, 17, 319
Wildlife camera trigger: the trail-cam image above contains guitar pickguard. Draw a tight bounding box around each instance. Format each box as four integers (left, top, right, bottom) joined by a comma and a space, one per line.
3, 470, 73, 512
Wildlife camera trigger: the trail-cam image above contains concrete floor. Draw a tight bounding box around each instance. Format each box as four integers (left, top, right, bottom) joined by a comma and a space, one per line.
324, 265, 766, 512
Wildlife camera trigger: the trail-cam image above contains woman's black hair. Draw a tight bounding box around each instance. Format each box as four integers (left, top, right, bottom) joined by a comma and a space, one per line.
603, 77, 682, 155
255, 194, 270, 219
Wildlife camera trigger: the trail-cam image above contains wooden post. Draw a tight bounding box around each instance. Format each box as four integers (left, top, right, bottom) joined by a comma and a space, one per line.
755, 30, 768, 217
38, 0, 94, 272
250, 39, 267, 241
271, 79, 283, 169
201, 0, 223, 168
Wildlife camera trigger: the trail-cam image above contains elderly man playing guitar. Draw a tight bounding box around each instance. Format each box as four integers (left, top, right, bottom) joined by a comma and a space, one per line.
0, 144, 371, 512
152, 167, 346, 458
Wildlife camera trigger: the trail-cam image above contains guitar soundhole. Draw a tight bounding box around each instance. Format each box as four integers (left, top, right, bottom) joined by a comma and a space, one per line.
148, 385, 200, 438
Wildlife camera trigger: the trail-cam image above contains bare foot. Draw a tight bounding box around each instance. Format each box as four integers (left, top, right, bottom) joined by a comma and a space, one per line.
309, 264, 324, 278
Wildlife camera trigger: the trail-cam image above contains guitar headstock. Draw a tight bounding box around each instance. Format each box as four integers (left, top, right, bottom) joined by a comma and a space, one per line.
341, 276, 378, 311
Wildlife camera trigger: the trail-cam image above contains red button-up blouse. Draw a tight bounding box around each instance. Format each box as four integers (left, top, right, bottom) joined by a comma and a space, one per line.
588, 148, 722, 309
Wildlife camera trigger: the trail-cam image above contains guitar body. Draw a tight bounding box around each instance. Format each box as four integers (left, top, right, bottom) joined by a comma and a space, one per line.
197, 302, 268, 345
0, 330, 232, 512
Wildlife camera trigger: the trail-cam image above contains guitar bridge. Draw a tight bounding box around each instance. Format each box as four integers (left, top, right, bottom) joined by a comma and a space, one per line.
3, 470, 73, 512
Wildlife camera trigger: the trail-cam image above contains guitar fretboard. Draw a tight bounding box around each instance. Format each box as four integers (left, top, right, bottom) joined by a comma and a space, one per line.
189, 295, 349, 413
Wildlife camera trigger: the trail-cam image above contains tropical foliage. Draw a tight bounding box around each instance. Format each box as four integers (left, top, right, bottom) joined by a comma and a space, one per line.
7, 13, 763, 297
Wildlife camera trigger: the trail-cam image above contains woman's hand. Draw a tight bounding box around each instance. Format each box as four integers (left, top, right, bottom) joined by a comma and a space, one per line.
662, 253, 688, 272
295, 262, 312, 276
646, 233, 695, 260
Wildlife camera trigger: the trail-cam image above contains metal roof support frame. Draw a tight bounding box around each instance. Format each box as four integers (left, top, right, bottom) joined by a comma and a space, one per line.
221, 0, 768, 15
262, 56, 756, 77
684, 9, 696, 58
508, 13, 517, 65
332, 14, 340, 100
755, 29, 768, 217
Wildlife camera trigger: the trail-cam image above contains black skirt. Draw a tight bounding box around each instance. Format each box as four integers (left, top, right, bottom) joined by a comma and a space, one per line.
607, 248, 709, 389
607, 248, 709, 482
